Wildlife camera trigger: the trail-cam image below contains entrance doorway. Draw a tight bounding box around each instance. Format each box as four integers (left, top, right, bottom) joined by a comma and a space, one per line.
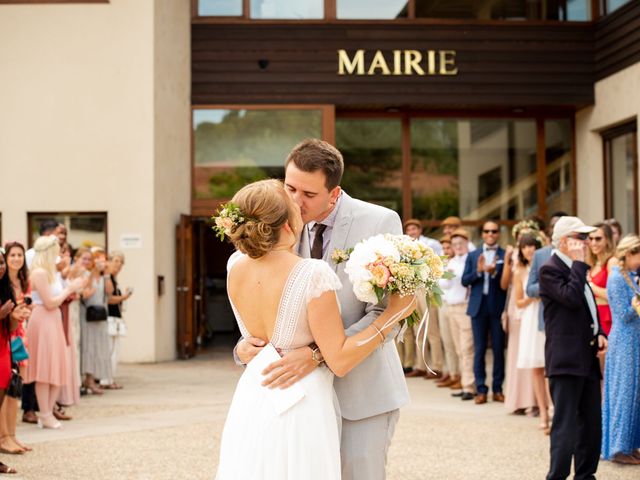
176, 215, 239, 359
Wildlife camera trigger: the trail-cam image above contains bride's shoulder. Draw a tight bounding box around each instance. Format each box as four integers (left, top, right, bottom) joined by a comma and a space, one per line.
226, 251, 246, 273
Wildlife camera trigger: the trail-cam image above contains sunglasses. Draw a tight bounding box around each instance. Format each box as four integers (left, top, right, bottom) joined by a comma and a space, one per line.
588, 236, 603, 242
568, 233, 589, 241
483, 229, 499, 234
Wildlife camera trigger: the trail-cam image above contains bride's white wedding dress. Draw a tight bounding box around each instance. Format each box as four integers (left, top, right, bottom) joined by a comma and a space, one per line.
215, 252, 343, 480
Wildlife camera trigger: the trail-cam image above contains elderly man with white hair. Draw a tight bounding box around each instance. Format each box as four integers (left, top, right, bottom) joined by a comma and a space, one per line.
538, 216, 608, 480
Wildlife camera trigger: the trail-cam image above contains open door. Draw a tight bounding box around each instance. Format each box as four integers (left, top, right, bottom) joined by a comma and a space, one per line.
176, 214, 195, 359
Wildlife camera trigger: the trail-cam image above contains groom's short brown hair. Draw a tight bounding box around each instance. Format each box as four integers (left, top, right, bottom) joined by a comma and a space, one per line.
285, 139, 344, 191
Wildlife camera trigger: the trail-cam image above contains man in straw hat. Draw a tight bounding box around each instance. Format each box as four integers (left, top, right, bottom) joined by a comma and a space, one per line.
539, 216, 608, 480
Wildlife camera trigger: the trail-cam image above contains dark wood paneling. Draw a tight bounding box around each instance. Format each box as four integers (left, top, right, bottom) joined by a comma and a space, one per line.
596, 1, 640, 80
192, 23, 594, 108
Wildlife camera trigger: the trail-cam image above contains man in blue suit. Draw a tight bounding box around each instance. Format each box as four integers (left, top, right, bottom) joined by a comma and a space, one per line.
461, 220, 507, 404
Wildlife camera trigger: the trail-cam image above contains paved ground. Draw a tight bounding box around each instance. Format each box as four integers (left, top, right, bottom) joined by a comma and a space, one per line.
5, 348, 637, 479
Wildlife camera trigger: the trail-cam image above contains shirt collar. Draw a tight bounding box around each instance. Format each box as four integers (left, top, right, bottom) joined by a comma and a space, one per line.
483, 243, 498, 252
554, 249, 573, 268
308, 192, 342, 230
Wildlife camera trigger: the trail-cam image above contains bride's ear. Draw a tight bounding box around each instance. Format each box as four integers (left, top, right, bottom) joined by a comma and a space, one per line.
283, 221, 294, 235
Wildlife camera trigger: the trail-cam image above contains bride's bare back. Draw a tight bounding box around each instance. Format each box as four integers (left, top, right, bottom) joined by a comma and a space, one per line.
227, 251, 301, 342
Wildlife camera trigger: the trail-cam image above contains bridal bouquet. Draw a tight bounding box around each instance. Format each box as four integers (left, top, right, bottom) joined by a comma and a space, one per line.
332, 234, 453, 327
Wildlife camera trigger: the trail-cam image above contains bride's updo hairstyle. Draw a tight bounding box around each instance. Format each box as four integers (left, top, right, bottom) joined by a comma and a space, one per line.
227, 179, 294, 259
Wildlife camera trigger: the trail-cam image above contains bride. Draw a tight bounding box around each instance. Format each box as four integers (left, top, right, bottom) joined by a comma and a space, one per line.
215, 179, 414, 479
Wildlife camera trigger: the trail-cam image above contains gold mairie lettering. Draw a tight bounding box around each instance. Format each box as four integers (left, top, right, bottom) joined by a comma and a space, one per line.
439, 50, 458, 75
337, 49, 365, 75
368, 50, 391, 75
392, 50, 402, 75
427, 50, 436, 75
404, 50, 425, 75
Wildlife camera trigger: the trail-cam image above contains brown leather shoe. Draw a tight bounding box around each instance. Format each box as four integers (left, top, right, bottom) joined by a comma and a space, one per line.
474, 393, 488, 405
53, 409, 72, 421
424, 370, 443, 380
405, 369, 426, 378
437, 378, 456, 388
22, 411, 37, 424
493, 393, 505, 403
435, 374, 451, 384
448, 380, 462, 390
612, 453, 640, 465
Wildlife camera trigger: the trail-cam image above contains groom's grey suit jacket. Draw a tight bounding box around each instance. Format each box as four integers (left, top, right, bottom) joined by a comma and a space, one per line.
299, 192, 410, 421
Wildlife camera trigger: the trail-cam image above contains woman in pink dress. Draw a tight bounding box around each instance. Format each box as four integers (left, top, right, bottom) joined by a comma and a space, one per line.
25, 236, 85, 429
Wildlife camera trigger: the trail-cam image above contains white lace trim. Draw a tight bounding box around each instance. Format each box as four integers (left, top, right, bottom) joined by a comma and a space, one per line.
306, 260, 342, 303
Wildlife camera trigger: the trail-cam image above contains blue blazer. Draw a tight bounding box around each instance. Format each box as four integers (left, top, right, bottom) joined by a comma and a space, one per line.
461, 247, 507, 318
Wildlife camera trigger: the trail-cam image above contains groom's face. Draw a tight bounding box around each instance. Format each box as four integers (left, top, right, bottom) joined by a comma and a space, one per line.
285, 163, 341, 224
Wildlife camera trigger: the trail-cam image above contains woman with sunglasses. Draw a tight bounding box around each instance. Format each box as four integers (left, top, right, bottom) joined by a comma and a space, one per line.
601, 235, 640, 465
587, 222, 616, 336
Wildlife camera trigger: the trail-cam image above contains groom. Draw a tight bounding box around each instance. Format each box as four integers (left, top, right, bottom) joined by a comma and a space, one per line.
236, 139, 409, 480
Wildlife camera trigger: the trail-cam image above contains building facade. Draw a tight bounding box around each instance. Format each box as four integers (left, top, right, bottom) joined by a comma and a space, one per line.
1, 0, 638, 360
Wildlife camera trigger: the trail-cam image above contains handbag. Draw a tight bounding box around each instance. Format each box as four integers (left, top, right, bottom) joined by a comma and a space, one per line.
7, 354, 22, 399
10, 337, 28, 363
86, 305, 108, 322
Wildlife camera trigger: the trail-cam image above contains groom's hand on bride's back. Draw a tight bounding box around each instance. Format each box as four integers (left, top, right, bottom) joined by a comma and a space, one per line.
261, 347, 318, 389
237, 337, 267, 364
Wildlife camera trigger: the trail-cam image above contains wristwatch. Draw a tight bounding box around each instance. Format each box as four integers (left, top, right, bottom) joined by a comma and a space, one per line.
309, 342, 324, 365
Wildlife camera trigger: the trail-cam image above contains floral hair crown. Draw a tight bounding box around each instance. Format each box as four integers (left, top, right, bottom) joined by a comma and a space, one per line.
511, 219, 540, 240
211, 202, 253, 241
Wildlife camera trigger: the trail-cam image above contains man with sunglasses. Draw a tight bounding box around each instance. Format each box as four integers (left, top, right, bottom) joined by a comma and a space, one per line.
461, 220, 507, 405
538, 216, 608, 480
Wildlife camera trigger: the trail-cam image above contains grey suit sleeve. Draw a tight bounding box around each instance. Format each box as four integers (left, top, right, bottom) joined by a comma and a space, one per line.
344, 210, 402, 341
526, 251, 541, 298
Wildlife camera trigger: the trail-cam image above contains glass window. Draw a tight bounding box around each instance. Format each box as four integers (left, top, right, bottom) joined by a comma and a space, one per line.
411, 119, 538, 223
193, 109, 323, 200
198, 0, 243, 16
337, 0, 408, 19
415, 0, 590, 21
250, 0, 323, 19
605, 0, 633, 15
336, 119, 403, 216
28, 213, 107, 252
545, 119, 574, 216
604, 125, 638, 234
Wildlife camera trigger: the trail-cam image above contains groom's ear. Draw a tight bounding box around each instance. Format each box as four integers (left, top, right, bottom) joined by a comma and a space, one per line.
329, 186, 341, 205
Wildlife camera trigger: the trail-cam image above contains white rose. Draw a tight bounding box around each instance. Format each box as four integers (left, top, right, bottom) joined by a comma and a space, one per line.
353, 280, 378, 304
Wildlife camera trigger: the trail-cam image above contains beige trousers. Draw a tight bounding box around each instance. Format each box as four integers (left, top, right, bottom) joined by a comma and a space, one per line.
439, 304, 460, 376
414, 296, 444, 372
396, 323, 416, 369
447, 302, 475, 393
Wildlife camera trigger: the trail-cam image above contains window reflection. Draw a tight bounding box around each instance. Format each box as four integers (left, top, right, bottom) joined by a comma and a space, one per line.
28, 213, 107, 252
336, 119, 403, 216
198, 0, 242, 16
604, 127, 638, 234
545, 119, 574, 216
193, 109, 322, 200
411, 119, 538, 222
250, 0, 323, 19
337, 0, 408, 19
605, 0, 633, 15
414, 0, 590, 21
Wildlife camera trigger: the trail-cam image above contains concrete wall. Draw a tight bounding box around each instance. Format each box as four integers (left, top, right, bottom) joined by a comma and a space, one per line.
0, 0, 190, 362
575, 62, 640, 225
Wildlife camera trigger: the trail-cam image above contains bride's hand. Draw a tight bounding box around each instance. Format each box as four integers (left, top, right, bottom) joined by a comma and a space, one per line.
261, 346, 318, 389
386, 293, 417, 319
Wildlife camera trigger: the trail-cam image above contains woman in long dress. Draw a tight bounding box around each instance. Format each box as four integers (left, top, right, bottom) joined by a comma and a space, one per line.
601, 235, 640, 464
514, 233, 549, 432
215, 180, 414, 479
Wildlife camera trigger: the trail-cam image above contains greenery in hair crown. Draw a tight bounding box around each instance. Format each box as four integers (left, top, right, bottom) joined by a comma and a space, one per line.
212, 202, 251, 241
511, 219, 540, 240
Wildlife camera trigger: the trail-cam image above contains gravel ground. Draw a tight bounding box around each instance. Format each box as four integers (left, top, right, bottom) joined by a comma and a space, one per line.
4, 349, 637, 479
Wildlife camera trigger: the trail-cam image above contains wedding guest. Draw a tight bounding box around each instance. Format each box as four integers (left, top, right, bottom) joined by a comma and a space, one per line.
440, 229, 473, 398
500, 229, 535, 416
404, 219, 444, 379
539, 216, 606, 480
441, 216, 475, 251
0, 249, 23, 474
25, 218, 59, 269
604, 218, 622, 246
103, 251, 132, 389
587, 222, 616, 336
67, 248, 92, 397
601, 235, 640, 465
1, 242, 32, 452
514, 233, 549, 432
80, 248, 113, 394
25, 236, 85, 429
461, 220, 507, 405
440, 235, 453, 259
